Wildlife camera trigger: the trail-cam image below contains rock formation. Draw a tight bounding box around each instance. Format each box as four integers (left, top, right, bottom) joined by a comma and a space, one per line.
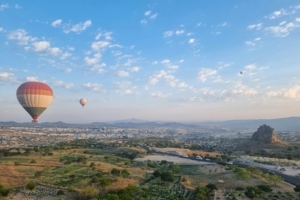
251, 124, 278, 144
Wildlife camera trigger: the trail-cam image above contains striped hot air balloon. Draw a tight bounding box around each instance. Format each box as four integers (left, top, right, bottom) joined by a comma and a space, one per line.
16, 82, 53, 123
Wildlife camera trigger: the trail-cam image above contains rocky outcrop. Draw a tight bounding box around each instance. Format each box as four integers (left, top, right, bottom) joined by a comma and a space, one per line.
251, 124, 278, 144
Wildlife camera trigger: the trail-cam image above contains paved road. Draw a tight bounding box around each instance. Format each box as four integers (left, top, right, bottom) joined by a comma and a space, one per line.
138, 144, 300, 186
235, 163, 300, 186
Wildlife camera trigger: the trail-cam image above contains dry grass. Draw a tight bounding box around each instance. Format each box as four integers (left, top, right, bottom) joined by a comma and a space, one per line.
155, 147, 220, 157
0, 164, 29, 187
107, 177, 139, 191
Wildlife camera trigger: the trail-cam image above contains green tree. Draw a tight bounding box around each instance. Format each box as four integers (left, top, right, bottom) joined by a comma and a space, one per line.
161, 171, 174, 182
246, 166, 262, 176
121, 169, 130, 177
193, 186, 209, 200
235, 168, 251, 180
206, 183, 217, 192
26, 181, 36, 191
111, 168, 121, 176
294, 184, 300, 192
268, 174, 283, 186
171, 164, 180, 173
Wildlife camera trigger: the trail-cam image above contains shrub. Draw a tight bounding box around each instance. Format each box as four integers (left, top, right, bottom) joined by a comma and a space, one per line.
111, 168, 121, 176
34, 171, 43, 178
57, 190, 65, 195
0, 188, 11, 197
30, 159, 37, 163
90, 162, 96, 167
257, 184, 272, 192
26, 181, 36, 191
14, 161, 20, 166
81, 186, 99, 198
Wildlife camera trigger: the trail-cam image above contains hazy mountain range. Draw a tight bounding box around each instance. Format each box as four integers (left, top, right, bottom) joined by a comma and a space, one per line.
1, 117, 300, 132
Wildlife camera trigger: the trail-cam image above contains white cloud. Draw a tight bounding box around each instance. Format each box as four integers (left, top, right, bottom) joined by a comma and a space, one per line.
51, 19, 62, 27
83, 83, 105, 93
0, 27, 3, 32
265, 21, 297, 37
152, 61, 158, 65
296, 18, 300, 22
88, 63, 106, 74
63, 20, 92, 34
247, 23, 263, 30
219, 22, 228, 27
32, 41, 50, 52
47, 47, 61, 56
64, 68, 72, 73
25, 77, 38, 81
0, 72, 13, 80
0, 3, 9, 10
175, 29, 185, 35
84, 54, 101, 65
232, 83, 257, 95
265, 9, 293, 19
140, 19, 147, 24
245, 64, 256, 70
61, 52, 72, 59
148, 70, 180, 87
189, 38, 195, 43
91, 41, 110, 51
117, 70, 129, 77
53, 81, 73, 89
164, 31, 173, 37
95, 32, 113, 41
178, 82, 188, 88
267, 85, 300, 99
115, 81, 136, 95
149, 13, 158, 19
245, 38, 261, 47
198, 68, 217, 82
151, 92, 168, 98
130, 66, 139, 72
7, 29, 32, 45
179, 59, 184, 63
144, 10, 151, 16
15, 4, 21, 9
161, 59, 170, 64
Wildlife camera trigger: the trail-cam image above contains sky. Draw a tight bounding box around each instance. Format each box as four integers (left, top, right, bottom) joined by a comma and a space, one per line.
1, 0, 300, 123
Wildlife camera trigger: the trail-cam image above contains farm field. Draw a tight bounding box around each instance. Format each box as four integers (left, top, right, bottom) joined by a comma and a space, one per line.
0, 140, 299, 200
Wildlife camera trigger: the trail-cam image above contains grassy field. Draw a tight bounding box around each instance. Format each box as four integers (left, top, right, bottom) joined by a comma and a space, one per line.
0, 143, 299, 200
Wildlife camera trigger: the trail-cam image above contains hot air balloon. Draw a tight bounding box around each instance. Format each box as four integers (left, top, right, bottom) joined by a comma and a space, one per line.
79, 98, 87, 107
16, 82, 53, 123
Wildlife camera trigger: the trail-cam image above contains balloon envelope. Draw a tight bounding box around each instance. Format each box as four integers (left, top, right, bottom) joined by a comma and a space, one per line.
16, 82, 53, 122
79, 98, 87, 107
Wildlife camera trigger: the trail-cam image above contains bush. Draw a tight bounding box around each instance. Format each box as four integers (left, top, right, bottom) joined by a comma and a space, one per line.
0, 188, 11, 197
111, 168, 121, 176
81, 186, 99, 198
257, 184, 272, 192
34, 171, 43, 178
57, 190, 65, 195
30, 159, 37, 163
26, 181, 36, 191
90, 162, 96, 167
14, 161, 20, 166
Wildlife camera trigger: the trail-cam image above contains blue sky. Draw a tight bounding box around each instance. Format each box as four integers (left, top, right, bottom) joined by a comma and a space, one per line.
1, 0, 300, 123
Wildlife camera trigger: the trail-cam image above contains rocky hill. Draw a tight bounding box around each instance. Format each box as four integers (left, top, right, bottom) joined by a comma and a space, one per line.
251, 124, 278, 144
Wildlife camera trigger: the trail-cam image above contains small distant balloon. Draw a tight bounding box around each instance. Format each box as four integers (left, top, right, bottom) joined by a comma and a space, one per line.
240, 71, 243, 75
79, 98, 87, 107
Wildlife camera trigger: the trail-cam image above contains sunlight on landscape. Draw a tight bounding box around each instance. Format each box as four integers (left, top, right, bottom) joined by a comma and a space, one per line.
1, 0, 300, 200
